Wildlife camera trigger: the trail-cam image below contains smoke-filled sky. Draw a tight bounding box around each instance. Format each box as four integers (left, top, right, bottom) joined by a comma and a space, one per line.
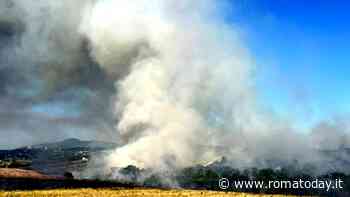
0, 0, 116, 148
0, 0, 349, 173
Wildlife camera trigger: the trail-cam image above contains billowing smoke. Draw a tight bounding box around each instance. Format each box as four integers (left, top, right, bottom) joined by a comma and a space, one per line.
0, 0, 349, 174
0, 0, 116, 148
79, 0, 349, 173
79, 0, 258, 170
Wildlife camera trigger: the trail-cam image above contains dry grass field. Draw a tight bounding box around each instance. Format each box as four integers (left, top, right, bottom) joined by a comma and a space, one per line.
0, 188, 310, 197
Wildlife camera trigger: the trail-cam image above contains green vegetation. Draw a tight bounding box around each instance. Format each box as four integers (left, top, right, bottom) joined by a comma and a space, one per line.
0, 159, 31, 168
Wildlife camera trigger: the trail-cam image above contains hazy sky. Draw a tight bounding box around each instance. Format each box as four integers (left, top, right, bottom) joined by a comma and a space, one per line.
0, 0, 349, 149
226, 0, 350, 129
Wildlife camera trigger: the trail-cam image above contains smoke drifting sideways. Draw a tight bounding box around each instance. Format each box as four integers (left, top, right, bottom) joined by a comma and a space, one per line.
0, 0, 116, 148
0, 0, 349, 174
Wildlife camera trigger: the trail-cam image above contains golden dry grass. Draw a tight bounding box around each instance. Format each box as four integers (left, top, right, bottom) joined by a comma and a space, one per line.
0, 188, 311, 197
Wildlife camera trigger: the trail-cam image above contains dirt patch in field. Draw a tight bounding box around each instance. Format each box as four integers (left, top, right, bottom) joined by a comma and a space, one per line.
0, 168, 53, 179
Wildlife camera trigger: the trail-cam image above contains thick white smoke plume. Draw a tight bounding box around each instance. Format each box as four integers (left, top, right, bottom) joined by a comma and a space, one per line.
80, 0, 349, 171
79, 0, 261, 170
1, 0, 349, 173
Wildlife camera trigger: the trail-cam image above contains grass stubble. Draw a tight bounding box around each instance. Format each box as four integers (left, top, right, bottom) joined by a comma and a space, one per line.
0, 188, 312, 197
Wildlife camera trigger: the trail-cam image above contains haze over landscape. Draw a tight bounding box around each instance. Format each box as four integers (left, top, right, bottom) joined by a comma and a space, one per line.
0, 0, 349, 177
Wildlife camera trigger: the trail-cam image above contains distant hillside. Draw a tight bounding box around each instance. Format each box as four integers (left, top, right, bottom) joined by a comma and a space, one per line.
0, 138, 117, 176
28, 138, 117, 151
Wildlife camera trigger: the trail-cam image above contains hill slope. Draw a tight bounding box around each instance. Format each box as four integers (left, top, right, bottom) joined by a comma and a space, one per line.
0, 168, 53, 179
0, 138, 117, 176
